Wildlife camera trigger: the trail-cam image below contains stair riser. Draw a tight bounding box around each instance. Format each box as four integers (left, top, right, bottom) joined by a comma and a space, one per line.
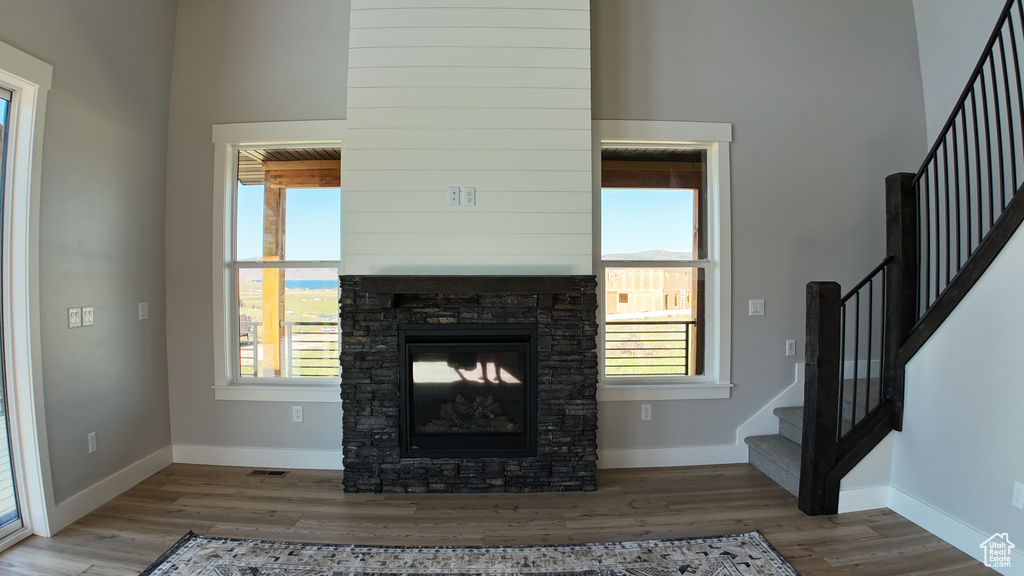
747, 446, 799, 497
778, 419, 802, 445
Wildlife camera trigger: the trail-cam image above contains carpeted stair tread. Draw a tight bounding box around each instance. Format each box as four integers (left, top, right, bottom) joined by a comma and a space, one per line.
744, 434, 800, 496
773, 406, 804, 445
748, 381, 886, 497
773, 405, 803, 424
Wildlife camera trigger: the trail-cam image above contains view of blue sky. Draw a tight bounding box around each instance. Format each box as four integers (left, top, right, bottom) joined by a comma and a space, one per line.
601, 188, 694, 257
236, 184, 341, 261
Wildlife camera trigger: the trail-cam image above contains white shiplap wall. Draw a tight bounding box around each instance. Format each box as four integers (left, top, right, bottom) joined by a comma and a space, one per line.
344, 0, 592, 275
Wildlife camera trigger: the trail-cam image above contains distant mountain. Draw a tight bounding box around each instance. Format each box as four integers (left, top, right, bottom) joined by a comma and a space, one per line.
237, 267, 337, 282
602, 249, 693, 261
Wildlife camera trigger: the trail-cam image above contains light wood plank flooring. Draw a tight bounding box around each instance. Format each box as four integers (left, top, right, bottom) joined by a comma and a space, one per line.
0, 463, 995, 575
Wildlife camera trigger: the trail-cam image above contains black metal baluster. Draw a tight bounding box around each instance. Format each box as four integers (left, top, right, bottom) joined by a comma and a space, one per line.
1009, 12, 1024, 207
839, 301, 847, 441
879, 267, 887, 408
932, 160, 941, 304
981, 67, 995, 229
852, 292, 861, 431
995, 30, 1011, 208
920, 171, 930, 312
865, 279, 874, 423
1001, 24, 1020, 206
973, 86, 984, 247
942, 138, 951, 285
961, 109, 973, 256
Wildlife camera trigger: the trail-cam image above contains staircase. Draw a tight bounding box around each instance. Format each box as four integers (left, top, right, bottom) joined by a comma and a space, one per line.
743, 0, 1024, 515
746, 378, 883, 499
744, 407, 802, 497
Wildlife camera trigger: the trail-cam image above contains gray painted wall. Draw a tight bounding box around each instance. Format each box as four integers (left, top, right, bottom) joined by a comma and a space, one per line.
0, 0, 176, 502
165, 0, 349, 450
914, 0, 1006, 142
592, 0, 927, 449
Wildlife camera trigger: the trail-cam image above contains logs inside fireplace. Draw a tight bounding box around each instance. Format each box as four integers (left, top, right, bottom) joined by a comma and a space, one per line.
399, 324, 536, 458
339, 275, 598, 493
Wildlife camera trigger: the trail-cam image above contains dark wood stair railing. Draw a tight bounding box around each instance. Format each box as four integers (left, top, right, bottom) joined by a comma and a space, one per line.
799, 0, 1024, 515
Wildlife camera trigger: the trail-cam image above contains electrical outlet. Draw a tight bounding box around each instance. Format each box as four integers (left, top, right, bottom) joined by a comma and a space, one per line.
1012, 481, 1024, 509
138, 302, 149, 320
786, 339, 796, 356
68, 307, 82, 328
462, 186, 476, 206
88, 432, 97, 453
641, 404, 652, 421
292, 405, 303, 423
447, 186, 461, 206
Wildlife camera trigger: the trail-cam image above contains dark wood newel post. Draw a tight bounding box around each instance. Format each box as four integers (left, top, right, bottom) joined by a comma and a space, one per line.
799, 281, 842, 515
884, 173, 918, 431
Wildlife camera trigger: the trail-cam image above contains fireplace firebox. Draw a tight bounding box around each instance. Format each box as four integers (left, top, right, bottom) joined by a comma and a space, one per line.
399, 325, 537, 458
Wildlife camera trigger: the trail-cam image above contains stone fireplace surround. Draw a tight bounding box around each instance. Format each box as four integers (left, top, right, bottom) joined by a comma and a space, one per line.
339, 275, 598, 493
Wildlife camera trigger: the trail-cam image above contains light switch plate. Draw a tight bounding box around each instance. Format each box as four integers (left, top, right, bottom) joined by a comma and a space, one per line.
68, 307, 82, 328
82, 306, 94, 327
749, 299, 765, 316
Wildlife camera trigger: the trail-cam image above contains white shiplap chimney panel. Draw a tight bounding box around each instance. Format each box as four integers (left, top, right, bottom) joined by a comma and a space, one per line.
345, 1, 591, 275
348, 86, 589, 110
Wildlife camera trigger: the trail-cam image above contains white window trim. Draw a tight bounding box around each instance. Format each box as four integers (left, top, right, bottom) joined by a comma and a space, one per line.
593, 120, 733, 402
212, 120, 345, 402
0, 39, 54, 542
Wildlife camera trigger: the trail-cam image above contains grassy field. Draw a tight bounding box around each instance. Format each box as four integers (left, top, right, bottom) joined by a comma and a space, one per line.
238, 280, 339, 378
238, 280, 338, 324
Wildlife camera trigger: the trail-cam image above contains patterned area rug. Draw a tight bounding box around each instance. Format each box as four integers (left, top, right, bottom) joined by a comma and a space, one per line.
139, 531, 801, 576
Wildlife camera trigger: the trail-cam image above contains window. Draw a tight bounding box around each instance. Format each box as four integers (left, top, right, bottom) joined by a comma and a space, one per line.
594, 120, 732, 401
234, 149, 340, 381
602, 152, 707, 378
212, 121, 345, 402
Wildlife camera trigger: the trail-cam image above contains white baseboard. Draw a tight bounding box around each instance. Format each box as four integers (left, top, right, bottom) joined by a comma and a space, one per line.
838, 485, 890, 513
889, 487, 1024, 576
172, 444, 344, 470
597, 444, 744, 469
47, 445, 173, 536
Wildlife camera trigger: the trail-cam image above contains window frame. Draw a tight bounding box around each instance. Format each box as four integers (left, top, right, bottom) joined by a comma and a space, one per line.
0, 38, 52, 542
593, 120, 733, 402
212, 121, 345, 402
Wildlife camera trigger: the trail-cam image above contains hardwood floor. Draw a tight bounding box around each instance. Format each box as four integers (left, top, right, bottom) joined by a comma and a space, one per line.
0, 463, 995, 575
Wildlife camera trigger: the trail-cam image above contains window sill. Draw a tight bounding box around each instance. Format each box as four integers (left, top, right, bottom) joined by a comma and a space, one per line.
213, 384, 341, 403
596, 382, 733, 402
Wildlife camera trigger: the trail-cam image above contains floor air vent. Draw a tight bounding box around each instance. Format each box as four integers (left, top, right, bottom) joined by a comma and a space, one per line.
248, 469, 289, 477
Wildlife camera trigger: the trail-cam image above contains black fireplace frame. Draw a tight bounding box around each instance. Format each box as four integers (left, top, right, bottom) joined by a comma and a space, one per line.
398, 324, 538, 459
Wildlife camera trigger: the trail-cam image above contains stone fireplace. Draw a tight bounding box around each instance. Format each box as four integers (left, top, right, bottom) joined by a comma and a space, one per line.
339, 275, 597, 493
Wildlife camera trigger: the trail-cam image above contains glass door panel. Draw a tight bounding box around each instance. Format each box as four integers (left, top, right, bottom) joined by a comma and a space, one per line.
0, 88, 24, 539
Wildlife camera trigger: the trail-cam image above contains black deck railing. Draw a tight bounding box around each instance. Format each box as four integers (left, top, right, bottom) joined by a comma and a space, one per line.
800, 0, 1024, 515
239, 321, 340, 378
605, 319, 696, 376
